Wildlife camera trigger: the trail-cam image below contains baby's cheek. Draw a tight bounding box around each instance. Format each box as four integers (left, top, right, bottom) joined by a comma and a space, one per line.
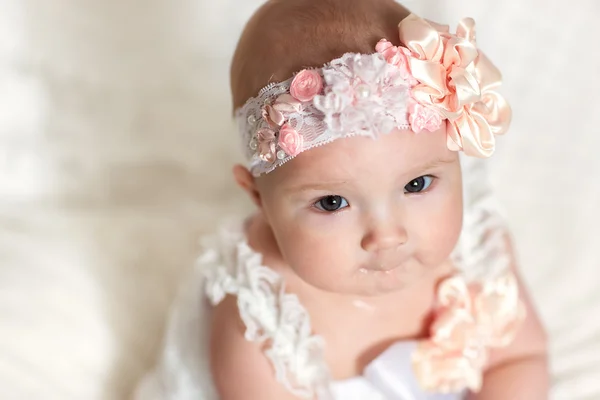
283, 236, 352, 289
418, 204, 462, 264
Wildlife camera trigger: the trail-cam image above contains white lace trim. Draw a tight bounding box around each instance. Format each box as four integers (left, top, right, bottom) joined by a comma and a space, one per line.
199, 225, 331, 399
452, 156, 513, 283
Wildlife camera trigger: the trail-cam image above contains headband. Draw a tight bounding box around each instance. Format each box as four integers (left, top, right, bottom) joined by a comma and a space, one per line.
235, 14, 511, 176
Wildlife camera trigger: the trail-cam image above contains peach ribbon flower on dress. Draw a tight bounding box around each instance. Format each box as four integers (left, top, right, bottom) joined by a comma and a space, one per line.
397, 14, 512, 157
412, 271, 526, 393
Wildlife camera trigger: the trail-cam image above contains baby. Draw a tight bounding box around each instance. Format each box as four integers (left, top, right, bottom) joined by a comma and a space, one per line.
136, 0, 549, 399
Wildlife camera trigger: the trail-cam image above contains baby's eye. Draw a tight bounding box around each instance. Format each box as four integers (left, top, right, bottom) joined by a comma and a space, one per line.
404, 175, 434, 193
314, 195, 349, 212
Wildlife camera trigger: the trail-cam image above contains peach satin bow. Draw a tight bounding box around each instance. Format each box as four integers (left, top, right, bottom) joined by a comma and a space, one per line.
412, 271, 526, 393
398, 14, 512, 157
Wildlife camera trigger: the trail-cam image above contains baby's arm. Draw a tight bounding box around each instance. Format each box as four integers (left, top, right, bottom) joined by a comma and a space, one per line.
209, 296, 302, 400
468, 236, 550, 400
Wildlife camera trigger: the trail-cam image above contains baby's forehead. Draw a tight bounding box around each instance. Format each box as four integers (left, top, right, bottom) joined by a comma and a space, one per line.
270, 127, 456, 186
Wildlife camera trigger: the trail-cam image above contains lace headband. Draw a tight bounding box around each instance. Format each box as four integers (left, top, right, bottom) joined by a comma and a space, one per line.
235, 14, 512, 176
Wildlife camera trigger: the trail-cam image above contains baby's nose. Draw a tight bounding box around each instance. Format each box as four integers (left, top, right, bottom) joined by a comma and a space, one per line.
360, 223, 408, 253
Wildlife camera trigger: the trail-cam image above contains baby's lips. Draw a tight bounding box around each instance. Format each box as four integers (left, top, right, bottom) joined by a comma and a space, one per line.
361, 255, 412, 272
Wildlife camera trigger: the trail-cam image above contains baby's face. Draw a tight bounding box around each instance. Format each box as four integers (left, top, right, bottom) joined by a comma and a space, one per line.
257, 126, 463, 296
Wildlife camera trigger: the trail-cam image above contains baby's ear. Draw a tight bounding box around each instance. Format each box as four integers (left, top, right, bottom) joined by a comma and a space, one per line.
233, 164, 262, 208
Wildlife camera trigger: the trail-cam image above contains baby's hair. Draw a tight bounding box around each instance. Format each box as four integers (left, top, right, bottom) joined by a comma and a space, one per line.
230, 0, 410, 111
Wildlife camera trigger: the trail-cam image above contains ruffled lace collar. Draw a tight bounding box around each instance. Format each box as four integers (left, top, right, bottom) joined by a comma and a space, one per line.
199, 224, 331, 399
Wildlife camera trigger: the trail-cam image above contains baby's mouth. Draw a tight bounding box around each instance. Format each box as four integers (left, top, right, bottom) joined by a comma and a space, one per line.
359, 258, 409, 273
359, 267, 398, 275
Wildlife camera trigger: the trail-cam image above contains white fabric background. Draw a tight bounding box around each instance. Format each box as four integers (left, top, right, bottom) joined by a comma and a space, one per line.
0, 0, 598, 399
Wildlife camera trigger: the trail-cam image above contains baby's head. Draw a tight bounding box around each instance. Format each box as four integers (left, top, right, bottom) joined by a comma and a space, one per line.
230, 0, 510, 296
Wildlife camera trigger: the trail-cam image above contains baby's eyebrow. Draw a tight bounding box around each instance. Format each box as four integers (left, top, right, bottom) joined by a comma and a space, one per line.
416, 157, 456, 171
282, 180, 350, 193
281, 157, 455, 193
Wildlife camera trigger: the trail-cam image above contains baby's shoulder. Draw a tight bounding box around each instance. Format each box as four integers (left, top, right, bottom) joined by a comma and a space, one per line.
209, 296, 299, 400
